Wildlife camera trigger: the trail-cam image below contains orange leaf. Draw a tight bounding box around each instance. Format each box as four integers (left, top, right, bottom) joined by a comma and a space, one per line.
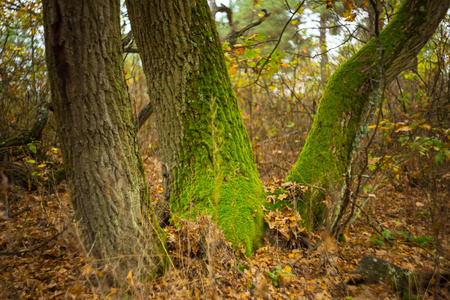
420, 124, 431, 131
395, 125, 412, 132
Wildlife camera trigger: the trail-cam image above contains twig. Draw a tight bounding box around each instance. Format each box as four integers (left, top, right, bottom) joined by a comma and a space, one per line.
254, 0, 306, 85
8, 207, 31, 218
0, 219, 73, 256
226, 10, 271, 46
348, 198, 388, 240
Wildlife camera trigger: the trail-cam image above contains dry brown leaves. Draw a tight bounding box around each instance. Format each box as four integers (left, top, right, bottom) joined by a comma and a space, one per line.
1, 152, 449, 299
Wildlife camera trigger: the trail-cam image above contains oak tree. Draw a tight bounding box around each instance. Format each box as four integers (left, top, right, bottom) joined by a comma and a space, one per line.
42, 0, 166, 276
126, 0, 266, 255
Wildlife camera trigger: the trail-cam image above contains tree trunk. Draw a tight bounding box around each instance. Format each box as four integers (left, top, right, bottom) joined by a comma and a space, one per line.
126, 0, 266, 255
286, 0, 450, 226
42, 0, 166, 276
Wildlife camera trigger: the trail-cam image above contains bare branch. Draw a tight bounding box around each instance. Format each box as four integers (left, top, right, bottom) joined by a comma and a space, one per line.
227, 9, 271, 46
136, 102, 153, 130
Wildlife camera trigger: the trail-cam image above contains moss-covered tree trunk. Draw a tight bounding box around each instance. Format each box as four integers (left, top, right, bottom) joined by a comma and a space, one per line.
43, 0, 166, 275
126, 0, 265, 255
286, 0, 450, 226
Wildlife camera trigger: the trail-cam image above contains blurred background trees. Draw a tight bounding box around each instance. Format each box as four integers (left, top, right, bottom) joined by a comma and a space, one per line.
0, 1, 48, 140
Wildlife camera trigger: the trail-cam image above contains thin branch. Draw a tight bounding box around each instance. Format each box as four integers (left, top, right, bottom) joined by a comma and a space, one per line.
254, 1, 306, 85
226, 9, 271, 46
136, 102, 153, 130
0, 219, 73, 256
122, 30, 134, 50
0, 102, 49, 149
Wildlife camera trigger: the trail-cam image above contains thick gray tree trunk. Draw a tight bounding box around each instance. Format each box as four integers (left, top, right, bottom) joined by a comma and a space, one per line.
43, 0, 166, 276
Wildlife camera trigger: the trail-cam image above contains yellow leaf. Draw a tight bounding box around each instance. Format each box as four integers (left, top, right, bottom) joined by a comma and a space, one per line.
127, 270, 136, 288
82, 265, 93, 276
228, 64, 237, 76
420, 124, 431, 130
395, 125, 412, 132
343, 9, 356, 21
368, 157, 380, 165
368, 125, 388, 130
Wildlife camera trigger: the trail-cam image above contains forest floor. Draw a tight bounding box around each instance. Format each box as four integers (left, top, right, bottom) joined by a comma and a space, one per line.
0, 152, 449, 299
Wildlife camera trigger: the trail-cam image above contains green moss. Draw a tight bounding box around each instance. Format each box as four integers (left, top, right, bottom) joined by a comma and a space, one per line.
172, 158, 265, 256
286, 50, 373, 227
168, 0, 266, 256
285, 0, 430, 227
263, 188, 291, 211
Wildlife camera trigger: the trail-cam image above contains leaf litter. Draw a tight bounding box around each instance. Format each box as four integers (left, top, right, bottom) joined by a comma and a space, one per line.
0, 152, 449, 299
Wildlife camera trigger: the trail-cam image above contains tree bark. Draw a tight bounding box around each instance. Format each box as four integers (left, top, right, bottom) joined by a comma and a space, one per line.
126, 0, 266, 255
42, 0, 166, 276
286, 0, 450, 226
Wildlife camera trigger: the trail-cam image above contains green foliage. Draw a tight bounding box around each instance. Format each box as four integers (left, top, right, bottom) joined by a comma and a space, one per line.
406, 135, 449, 165
237, 263, 247, 271
370, 118, 449, 168
369, 236, 386, 247
370, 230, 394, 247
224, 33, 289, 80
27, 142, 37, 154
370, 229, 434, 248
0, 1, 48, 139
396, 231, 434, 248
267, 265, 294, 287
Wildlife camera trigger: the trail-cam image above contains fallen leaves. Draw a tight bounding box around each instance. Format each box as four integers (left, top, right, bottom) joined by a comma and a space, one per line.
1, 150, 449, 299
